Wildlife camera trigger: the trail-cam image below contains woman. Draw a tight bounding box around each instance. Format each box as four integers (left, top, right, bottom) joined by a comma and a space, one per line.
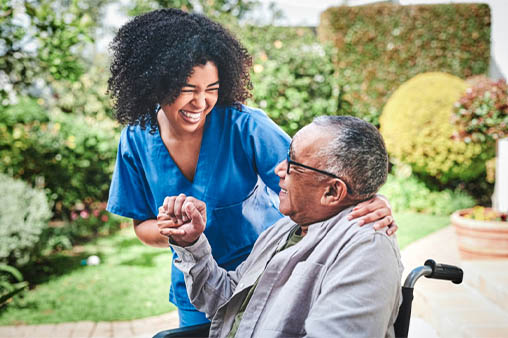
106, 8, 396, 327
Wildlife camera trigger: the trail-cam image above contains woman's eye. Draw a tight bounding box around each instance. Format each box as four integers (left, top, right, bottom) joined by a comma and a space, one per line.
207, 87, 219, 92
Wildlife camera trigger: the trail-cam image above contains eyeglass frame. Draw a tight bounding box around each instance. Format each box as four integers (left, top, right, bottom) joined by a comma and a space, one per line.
286, 150, 353, 194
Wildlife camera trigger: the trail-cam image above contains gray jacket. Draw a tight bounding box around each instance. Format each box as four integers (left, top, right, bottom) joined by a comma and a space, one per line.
172, 207, 403, 338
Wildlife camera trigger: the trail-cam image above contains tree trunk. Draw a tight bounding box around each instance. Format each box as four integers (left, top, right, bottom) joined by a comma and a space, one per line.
493, 138, 508, 213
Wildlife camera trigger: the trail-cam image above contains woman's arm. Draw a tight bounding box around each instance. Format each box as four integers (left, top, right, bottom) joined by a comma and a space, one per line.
347, 195, 398, 235
108, 129, 162, 241
133, 219, 170, 248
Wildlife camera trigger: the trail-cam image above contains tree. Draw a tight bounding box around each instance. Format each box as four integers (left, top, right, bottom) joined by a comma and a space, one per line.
125, 0, 260, 20
0, 0, 110, 105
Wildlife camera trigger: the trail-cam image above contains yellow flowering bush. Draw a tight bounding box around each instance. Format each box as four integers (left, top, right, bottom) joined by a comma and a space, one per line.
380, 72, 490, 183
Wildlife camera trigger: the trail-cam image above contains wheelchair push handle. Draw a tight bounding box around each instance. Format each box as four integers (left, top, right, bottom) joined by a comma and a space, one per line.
424, 259, 463, 284
403, 259, 463, 288
395, 259, 464, 338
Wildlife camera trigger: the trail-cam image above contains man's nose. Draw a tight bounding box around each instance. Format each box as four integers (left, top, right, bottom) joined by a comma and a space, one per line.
274, 160, 287, 178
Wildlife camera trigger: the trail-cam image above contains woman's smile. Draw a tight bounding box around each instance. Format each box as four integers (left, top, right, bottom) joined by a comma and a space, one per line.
179, 109, 204, 124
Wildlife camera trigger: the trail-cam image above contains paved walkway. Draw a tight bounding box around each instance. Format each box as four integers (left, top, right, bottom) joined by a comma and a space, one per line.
1, 225, 508, 338
403, 226, 508, 338
0, 311, 179, 338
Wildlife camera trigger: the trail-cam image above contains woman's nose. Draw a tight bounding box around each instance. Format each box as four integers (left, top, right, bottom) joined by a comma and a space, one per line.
192, 92, 206, 110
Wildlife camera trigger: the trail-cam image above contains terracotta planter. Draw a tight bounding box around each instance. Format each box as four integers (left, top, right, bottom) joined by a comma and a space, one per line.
452, 208, 508, 259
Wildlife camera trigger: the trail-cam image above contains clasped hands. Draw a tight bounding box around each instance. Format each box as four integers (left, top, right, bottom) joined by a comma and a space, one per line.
157, 194, 207, 247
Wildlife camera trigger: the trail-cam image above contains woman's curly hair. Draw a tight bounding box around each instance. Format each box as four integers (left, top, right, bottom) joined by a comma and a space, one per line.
107, 8, 253, 131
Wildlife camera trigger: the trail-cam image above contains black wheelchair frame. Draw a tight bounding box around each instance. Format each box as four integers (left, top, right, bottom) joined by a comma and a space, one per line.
154, 259, 463, 338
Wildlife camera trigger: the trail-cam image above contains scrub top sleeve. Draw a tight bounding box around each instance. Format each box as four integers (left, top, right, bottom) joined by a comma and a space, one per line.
106, 132, 155, 221
245, 110, 291, 193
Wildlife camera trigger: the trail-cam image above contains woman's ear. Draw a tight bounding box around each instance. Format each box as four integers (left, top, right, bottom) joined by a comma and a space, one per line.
321, 179, 347, 206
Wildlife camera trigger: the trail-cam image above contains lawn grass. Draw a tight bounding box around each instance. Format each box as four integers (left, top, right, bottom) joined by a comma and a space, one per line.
0, 211, 451, 325
394, 211, 451, 249
0, 227, 174, 325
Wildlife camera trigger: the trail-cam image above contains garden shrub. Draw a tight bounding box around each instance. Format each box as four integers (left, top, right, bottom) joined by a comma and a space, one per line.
33, 203, 126, 255
318, 3, 491, 126
380, 72, 490, 184
67, 202, 126, 240
379, 166, 475, 216
0, 264, 28, 306
0, 98, 119, 217
239, 26, 349, 136
0, 173, 52, 266
451, 76, 508, 143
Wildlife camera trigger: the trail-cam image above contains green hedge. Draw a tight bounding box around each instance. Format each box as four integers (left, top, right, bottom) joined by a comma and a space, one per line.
0, 98, 119, 217
318, 3, 491, 126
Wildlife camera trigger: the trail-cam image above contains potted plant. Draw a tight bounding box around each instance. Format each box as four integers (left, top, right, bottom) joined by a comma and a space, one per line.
450, 76, 508, 259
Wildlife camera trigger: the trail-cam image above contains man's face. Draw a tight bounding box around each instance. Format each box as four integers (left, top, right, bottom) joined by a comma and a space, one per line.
275, 125, 331, 225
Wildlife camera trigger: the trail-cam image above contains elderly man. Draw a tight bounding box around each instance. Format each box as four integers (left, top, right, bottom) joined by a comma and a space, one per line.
158, 116, 403, 338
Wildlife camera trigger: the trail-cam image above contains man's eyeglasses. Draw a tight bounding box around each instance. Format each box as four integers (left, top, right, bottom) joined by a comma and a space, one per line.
286, 151, 352, 193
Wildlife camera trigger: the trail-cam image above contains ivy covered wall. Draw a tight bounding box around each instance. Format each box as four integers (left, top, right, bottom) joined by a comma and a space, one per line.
318, 3, 491, 126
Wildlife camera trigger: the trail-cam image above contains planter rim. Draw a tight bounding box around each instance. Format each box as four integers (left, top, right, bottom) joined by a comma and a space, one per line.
451, 208, 508, 230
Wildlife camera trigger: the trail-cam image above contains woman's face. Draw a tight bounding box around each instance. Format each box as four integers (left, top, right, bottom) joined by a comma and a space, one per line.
162, 61, 219, 135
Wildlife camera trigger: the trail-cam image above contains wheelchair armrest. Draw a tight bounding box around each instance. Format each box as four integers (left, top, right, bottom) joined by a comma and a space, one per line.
152, 323, 211, 338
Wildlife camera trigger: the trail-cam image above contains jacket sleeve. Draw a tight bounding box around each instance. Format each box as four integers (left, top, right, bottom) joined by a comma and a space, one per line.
171, 234, 247, 317
304, 233, 403, 338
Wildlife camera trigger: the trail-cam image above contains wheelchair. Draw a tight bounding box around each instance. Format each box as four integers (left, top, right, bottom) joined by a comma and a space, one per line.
154, 259, 463, 338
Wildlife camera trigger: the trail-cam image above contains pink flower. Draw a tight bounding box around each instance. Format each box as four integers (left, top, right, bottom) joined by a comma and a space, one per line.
80, 210, 89, 219
101, 215, 109, 222
93, 210, 100, 217
71, 212, 78, 220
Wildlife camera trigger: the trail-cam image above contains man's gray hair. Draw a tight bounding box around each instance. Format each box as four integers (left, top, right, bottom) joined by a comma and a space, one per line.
313, 116, 388, 202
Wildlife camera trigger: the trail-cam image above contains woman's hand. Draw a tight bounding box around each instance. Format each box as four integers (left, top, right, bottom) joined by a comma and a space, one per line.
157, 194, 207, 246
347, 195, 398, 236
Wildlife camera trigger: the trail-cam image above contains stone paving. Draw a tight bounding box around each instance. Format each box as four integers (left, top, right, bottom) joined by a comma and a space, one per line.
0, 310, 178, 338
2, 225, 508, 338
402, 226, 508, 338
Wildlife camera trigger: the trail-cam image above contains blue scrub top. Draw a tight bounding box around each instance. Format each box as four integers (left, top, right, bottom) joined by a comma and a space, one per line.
107, 104, 290, 310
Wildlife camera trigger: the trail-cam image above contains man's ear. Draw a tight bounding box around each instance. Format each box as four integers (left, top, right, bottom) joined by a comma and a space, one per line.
321, 179, 347, 206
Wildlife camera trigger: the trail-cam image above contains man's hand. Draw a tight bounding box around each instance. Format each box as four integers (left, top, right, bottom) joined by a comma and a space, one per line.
157, 194, 207, 247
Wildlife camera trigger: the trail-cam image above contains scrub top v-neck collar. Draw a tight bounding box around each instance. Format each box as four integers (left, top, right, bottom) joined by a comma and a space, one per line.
154, 110, 218, 199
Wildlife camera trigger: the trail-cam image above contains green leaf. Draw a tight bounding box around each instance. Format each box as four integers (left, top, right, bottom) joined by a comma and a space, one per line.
0, 264, 24, 283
